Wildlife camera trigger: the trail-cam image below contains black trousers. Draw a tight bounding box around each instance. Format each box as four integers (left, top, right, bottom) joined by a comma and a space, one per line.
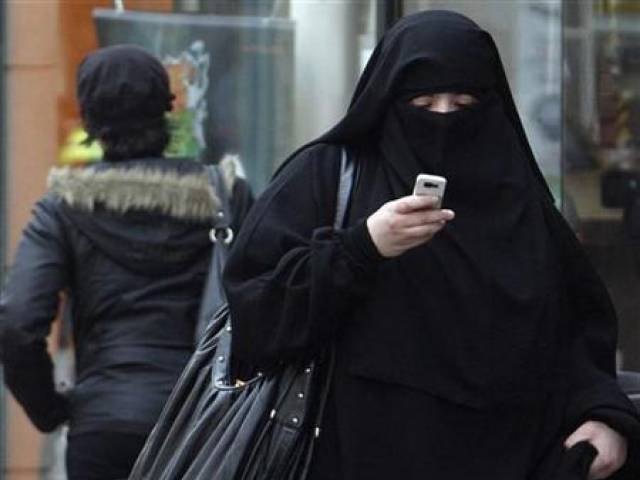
66, 431, 147, 480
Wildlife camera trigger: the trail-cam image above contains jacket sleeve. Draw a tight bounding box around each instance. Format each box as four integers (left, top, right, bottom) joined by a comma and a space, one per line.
546, 201, 640, 441
0, 196, 71, 432
223, 145, 384, 370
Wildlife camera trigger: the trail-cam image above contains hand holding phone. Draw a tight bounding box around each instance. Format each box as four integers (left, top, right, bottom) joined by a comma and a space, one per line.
366, 176, 454, 258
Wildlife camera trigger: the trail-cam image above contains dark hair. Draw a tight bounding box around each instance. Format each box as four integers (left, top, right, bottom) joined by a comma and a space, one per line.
82, 114, 170, 161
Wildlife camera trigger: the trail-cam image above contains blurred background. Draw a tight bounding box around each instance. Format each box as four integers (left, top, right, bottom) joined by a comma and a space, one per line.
1, 0, 640, 478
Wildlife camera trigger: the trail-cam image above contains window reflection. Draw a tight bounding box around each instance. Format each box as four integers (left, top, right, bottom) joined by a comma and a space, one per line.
564, 1, 640, 371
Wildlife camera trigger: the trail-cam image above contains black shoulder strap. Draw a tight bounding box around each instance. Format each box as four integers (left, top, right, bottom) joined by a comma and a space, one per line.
196, 165, 234, 341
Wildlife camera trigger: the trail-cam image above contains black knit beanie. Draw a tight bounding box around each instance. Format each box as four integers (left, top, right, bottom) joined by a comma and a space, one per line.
77, 45, 174, 134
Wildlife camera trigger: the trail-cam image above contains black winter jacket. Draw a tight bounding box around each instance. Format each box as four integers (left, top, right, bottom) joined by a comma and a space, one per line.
0, 157, 252, 435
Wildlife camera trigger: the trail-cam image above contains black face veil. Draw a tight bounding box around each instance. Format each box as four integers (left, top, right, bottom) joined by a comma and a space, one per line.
278, 11, 568, 405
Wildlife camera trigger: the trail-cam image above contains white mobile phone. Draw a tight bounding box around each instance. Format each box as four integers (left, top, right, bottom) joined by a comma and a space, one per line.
413, 174, 447, 208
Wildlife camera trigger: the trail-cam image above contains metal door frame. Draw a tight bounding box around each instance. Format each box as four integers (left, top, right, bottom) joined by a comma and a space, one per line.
0, 0, 7, 474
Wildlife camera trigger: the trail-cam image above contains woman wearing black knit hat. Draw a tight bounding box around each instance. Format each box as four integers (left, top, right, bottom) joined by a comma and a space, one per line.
224, 11, 640, 479
0, 45, 252, 479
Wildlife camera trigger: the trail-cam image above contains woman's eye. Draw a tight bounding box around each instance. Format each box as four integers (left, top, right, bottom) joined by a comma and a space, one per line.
455, 94, 478, 107
410, 96, 433, 107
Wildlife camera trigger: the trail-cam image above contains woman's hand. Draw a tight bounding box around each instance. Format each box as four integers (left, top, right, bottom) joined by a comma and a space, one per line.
565, 420, 628, 479
366, 195, 455, 258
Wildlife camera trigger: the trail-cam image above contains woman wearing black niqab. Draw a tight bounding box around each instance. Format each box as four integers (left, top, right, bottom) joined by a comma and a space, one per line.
224, 11, 640, 479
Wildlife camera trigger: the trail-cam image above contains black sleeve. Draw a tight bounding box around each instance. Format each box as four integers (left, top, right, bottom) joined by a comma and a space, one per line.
223, 145, 384, 369
0, 196, 71, 432
546, 201, 640, 441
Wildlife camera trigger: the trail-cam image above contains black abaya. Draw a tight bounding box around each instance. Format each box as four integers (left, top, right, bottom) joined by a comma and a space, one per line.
224, 10, 640, 479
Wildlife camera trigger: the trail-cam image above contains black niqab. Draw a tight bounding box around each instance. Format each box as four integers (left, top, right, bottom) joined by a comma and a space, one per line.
225, 11, 639, 477
279, 10, 549, 196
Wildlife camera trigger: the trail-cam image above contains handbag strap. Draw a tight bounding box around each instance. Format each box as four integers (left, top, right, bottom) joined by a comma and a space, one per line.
194, 165, 235, 342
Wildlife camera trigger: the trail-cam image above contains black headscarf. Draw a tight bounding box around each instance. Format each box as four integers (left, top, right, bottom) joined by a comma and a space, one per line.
279, 10, 550, 196
280, 10, 567, 405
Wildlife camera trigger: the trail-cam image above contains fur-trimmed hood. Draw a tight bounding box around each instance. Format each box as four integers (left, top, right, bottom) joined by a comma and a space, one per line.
46, 156, 240, 275
48, 155, 239, 222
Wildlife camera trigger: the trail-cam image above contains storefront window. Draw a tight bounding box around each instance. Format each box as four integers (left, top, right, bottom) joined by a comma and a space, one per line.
563, 0, 640, 370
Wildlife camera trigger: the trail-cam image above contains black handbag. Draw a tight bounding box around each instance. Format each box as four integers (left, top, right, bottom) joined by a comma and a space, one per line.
129, 149, 356, 480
